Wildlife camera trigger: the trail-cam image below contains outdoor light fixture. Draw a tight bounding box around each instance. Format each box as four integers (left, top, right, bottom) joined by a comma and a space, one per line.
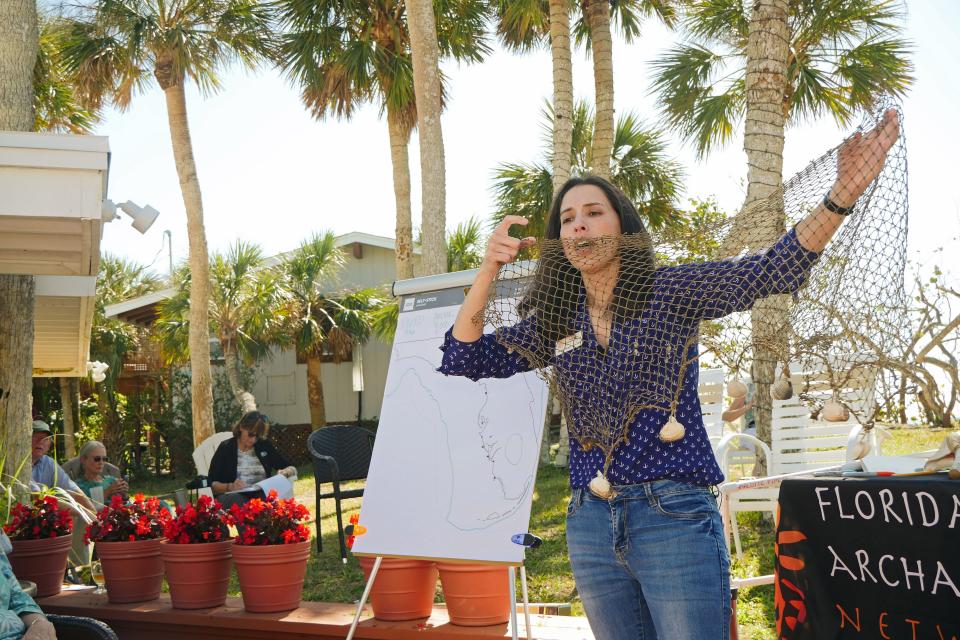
87, 361, 109, 383
102, 199, 160, 234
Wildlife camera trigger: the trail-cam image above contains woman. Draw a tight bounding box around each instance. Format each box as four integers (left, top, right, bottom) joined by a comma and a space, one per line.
438, 111, 900, 638
74, 441, 127, 505
208, 411, 296, 508
0, 533, 56, 640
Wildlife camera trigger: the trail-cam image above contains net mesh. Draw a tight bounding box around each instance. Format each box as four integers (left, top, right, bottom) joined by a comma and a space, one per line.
485, 100, 908, 478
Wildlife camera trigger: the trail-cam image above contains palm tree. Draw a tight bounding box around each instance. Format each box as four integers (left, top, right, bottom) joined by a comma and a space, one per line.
651, 0, 911, 462
90, 256, 163, 460
157, 241, 282, 412
447, 216, 485, 272
492, 99, 684, 243
35, 15, 100, 134
407, 0, 448, 275
277, 233, 384, 428
275, 0, 488, 282
493, 1, 679, 181
0, 0, 39, 489
61, 0, 275, 447
651, 0, 912, 161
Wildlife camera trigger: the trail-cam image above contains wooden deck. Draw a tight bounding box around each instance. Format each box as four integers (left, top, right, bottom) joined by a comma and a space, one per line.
38, 589, 593, 640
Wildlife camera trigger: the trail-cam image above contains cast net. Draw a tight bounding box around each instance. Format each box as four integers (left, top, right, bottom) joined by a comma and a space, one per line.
485, 100, 909, 484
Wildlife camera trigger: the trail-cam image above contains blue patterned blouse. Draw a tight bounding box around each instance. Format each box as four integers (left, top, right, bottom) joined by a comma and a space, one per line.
0, 534, 43, 640
438, 228, 820, 489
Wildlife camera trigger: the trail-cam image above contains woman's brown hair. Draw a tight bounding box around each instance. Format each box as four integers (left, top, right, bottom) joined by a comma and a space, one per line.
232, 411, 270, 439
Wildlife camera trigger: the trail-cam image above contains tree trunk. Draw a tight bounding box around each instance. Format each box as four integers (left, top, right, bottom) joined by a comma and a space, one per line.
305, 355, 327, 429
222, 342, 256, 413
0, 0, 39, 491
407, 0, 447, 276
388, 108, 415, 280
0, 278, 36, 488
585, 0, 614, 180
549, 0, 574, 193
59, 377, 79, 458
554, 412, 570, 468
743, 0, 790, 475
161, 80, 216, 447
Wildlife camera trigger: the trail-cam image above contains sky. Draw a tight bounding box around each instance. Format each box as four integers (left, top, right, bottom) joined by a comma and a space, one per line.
95, 1, 960, 281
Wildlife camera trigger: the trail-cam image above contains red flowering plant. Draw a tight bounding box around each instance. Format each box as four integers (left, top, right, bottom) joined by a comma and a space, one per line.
3, 495, 72, 540
227, 490, 311, 546
85, 493, 171, 543
163, 495, 230, 544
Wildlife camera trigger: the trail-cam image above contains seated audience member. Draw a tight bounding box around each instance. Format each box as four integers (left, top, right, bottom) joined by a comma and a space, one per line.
0, 532, 56, 639
73, 442, 128, 506
29, 421, 95, 568
208, 412, 296, 509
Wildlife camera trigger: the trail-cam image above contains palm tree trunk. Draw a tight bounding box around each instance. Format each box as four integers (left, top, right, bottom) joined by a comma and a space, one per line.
743, 0, 790, 475
59, 377, 79, 458
222, 342, 256, 412
388, 108, 415, 280
0, 0, 39, 491
585, 0, 614, 180
407, 0, 447, 276
160, 78, 216, 447
305, 355, 327, 428
549, 0, 574, 193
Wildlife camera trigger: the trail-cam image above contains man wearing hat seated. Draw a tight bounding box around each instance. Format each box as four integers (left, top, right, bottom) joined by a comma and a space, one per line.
29, 421, 95, 568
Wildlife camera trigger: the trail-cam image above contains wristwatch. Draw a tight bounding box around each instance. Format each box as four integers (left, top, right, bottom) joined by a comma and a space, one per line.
822, 194, 854, 216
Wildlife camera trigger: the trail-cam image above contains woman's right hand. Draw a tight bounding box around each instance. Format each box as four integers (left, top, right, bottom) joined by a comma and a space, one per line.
229, 479, 247, 492
481, 216, 537, 273
105, 478, 128, 497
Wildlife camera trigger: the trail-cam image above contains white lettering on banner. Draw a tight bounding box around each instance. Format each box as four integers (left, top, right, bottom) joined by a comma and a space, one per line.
813, 486, 959, 528
880, 489, 903, 524
879, 555, 900, 587
918, 491, 940, 527
932, 562, 960, 598
825, 547, 960, 599
816, 486, 832, 521
837, 486, 856, 519
855, 491, 876, 519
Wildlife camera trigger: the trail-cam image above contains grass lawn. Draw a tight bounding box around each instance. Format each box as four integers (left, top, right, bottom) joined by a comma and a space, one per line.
134, 425, 950, 638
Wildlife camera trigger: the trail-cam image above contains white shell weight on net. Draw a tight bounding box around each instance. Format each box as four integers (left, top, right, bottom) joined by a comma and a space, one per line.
727, 379, 748, 399
823, 400, 850, 422
588, 472, 614, 499
771, 377, 793, 401
658, 415, 686, 443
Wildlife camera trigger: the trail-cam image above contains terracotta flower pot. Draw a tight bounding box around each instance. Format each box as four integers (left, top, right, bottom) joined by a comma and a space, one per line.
359, 557, 438, 621
232, 540, 310, 613
96, 538, 164, 603
8, 535, 73, 597
161, 539, 234, 609
436, 563, 510, 626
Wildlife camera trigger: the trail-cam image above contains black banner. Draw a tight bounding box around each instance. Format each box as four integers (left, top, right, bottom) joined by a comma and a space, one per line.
775, 476, 960, 639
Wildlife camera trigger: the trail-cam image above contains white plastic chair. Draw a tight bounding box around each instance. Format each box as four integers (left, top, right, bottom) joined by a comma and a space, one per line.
716, 358, 880, 558
697, 367, 726, 448
192, 432, 234, 498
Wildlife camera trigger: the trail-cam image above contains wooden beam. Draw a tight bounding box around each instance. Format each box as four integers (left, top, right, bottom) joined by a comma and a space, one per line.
39, 592, 593, 640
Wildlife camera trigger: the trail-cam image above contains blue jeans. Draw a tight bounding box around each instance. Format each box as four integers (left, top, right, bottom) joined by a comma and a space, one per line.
566, 480, 731, 640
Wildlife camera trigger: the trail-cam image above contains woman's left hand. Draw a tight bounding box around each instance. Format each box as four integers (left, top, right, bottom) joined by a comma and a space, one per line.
830, 108, 900, 208
22, 615, 57, 640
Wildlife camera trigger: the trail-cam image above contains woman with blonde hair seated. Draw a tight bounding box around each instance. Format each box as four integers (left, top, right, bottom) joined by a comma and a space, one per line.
74, 441, 127, 506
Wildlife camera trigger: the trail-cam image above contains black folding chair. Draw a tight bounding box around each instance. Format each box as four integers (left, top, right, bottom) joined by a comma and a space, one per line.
307, 424, 375, 560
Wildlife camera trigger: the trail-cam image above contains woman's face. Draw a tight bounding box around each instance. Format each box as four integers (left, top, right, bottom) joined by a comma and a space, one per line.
237, 428, 258, 452
83, 446, 107, 476
557, 185, 622, 273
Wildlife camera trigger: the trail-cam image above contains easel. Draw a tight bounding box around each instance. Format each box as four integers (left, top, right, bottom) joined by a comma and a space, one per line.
346, 557, 535, 640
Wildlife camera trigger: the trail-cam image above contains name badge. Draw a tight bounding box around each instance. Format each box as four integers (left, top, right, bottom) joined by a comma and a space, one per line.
555, 331, 583, 356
